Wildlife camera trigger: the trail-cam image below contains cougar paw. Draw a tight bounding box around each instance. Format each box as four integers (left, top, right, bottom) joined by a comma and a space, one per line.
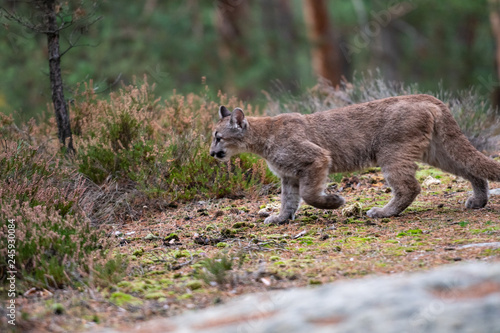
264, 214, 289, 225
465, 196, 487, 209
366, 207, 387, 218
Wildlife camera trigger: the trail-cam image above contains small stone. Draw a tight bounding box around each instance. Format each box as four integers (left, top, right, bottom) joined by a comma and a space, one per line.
422, 176, 441, 188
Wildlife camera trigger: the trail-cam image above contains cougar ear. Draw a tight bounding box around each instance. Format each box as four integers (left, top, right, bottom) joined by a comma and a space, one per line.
230, 108, 248, 130
219, 105, 231, 119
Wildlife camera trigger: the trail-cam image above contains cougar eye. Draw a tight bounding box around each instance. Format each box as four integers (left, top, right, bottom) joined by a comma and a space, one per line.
214, 131, 222, 143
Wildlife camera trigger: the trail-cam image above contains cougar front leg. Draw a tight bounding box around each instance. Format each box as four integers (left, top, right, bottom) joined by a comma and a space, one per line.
264, 177, 300, 225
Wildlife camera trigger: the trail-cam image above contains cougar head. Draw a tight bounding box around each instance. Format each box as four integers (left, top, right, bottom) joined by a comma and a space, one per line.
209, 106, 249, 162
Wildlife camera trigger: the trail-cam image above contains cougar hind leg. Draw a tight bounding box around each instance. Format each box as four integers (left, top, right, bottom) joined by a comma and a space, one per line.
367, 161, 421, 218
464, 175, 488, 209
424, 145, 489, 209
299, 159, 345, 210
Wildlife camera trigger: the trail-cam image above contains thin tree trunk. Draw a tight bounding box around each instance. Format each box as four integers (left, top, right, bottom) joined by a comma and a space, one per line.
489, 0, 500, 108
215, 0, 249, 96
260, 0, 297, 90
303, 0, 342, 87
43, 0, 74, 153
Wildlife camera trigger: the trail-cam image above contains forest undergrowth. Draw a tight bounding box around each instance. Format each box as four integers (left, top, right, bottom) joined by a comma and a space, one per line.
1, 75, 500, 332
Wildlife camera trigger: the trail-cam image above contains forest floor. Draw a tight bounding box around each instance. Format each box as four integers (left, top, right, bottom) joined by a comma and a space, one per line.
12, 165, 500, 332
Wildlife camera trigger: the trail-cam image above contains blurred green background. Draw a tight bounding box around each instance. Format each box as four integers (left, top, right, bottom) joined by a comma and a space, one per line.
0, 0, 496, 121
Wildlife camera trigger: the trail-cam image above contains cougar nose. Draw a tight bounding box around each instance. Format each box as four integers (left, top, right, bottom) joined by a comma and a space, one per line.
210, 151, 216, 157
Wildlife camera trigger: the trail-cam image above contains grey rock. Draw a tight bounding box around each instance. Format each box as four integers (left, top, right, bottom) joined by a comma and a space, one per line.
459, 242, 500, 249
96, 262, 500, 333
489, 188, 500, 196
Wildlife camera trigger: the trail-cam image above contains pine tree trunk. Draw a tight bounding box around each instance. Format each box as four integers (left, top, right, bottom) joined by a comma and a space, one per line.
489, 0, 500, 108
43, 0, 74, 153
303, 0, 342, 87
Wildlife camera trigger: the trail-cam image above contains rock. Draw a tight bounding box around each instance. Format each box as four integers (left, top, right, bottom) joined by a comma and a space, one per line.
422, 176, 441, 188
258, 203, 280, 218
341, 202, 362, 217
93, 262, 500, 333
459, 242, 500, 249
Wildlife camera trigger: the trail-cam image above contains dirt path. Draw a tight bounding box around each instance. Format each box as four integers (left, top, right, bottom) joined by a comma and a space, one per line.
13, 166, 500, 332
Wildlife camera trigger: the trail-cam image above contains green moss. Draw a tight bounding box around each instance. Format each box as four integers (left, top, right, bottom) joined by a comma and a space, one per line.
232, 222, 246, 228
110, 292, 143, 306
165, 233, 180, 242
146, 270, 167, 276
308, 279, 322, 285
51, 303, 65, 315
132, 248, 144, 256
172, 250, 190, 258
159, 278, 174, 286
144, 291, 166, 300
129, 281, 147, 293
144, 233, 158, 240
216, 242, 228, 248
117, 281, 132, 288
220, 228, 236, 237
186, 280, 203, 290
299, 236, 315, 245
297, 216, 318, 223
471, 226, 500, 234
266, 234, 288, 240
177, 293, 193, 300
397, 229, 423, 237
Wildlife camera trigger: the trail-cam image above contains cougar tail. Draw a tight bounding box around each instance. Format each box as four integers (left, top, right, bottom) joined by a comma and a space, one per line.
432, 99, 500, 182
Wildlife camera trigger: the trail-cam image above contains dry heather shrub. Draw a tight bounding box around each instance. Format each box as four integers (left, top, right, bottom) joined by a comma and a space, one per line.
0, 123, 125, 291
71, 77, 275, 219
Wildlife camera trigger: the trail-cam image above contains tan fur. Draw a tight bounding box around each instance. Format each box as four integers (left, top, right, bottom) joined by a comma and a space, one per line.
210, 95, 500, 224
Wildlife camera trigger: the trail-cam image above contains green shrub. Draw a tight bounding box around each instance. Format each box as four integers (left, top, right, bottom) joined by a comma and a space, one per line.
195, 253, 234, 286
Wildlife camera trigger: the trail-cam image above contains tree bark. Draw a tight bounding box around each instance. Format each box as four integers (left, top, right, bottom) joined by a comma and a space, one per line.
42, 0, 74, 153
260, 0, 297, 90
489, 0, 500, 108
303, 0, 342, 87
215, 0, 250, 96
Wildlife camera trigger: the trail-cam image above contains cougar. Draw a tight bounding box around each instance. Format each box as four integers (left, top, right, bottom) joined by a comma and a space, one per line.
210, 94, 500, 224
